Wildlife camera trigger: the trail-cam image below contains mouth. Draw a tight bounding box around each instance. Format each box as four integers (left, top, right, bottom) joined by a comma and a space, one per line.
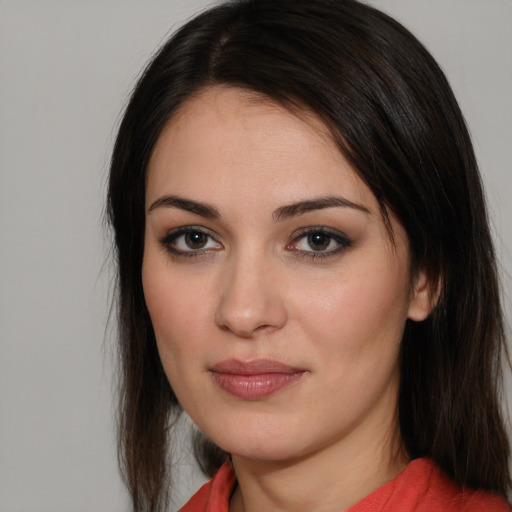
209, 359, 306, 400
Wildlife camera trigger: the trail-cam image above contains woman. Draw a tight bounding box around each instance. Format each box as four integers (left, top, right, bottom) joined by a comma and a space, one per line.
107, 0, 511, 510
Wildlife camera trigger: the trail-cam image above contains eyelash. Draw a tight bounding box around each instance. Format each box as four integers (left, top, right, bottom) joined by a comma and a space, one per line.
159, 226, 351, 260
159, 227, 221, 259
288, 227, 351, 260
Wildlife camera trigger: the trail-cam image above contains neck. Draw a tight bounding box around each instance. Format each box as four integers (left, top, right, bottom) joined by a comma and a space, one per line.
229, 397, 407, 512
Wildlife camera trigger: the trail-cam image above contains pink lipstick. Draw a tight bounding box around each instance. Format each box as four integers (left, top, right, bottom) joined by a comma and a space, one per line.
210, 359, 305, 400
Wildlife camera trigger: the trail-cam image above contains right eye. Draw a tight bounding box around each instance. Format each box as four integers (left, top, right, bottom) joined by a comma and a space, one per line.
160, 227, 222, 257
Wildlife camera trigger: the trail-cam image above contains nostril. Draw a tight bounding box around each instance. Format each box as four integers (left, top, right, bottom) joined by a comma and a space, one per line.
215, 296, 287, 338
217, 323, 280, 339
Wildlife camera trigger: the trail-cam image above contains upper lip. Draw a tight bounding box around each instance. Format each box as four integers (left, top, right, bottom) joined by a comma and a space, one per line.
210, 358, 304, 375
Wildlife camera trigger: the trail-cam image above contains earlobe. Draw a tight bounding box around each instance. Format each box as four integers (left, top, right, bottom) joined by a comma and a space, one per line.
407, 270, 441, 322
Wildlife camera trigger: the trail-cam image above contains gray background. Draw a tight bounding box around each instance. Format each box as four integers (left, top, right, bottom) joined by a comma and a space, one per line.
1, 1, 510, 511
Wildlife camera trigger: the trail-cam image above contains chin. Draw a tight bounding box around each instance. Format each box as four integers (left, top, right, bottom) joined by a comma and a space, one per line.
203, 418, 315, 463
228, 442, 302, 463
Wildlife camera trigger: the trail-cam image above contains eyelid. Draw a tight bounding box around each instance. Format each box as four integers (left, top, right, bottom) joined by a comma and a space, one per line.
158, 224, 351, 261
287, 226, 351, 259
159, 226, 223, 257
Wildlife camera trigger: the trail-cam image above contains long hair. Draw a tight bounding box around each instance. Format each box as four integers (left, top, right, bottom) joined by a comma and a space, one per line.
107, 0, 510, 510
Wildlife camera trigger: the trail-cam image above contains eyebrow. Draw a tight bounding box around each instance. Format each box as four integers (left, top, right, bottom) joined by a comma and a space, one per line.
273, 196, 371, 221
148, 195, 221, 218
147, 194, 370, 220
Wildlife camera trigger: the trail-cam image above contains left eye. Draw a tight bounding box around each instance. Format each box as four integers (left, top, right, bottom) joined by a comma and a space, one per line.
291, 229, 350, 255
161, 228, 222, 254
177, 231, 213, 250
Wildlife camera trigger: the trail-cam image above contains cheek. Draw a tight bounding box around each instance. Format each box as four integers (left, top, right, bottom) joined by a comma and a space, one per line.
292, 268, 408, 421
142, 254, 209, 368
142, 271, 207, 411
293, 257, 411, 360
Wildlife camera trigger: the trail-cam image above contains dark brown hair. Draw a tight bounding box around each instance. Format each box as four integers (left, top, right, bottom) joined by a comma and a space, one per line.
107, 0, 511, 510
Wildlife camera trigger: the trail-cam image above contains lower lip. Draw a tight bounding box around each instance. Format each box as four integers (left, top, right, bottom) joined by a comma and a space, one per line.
211, 371, 304, 400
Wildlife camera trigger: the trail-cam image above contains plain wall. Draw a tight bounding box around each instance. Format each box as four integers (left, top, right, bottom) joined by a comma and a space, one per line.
1, 1, 510, 511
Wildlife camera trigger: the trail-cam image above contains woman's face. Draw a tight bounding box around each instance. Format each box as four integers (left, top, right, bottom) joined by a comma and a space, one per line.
143, 87, 430, 463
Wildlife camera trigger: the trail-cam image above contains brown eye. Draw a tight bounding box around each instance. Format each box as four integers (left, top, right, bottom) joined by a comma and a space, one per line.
289, 227, 351, 259
160, 227, 222, 256
307, 232, 331, 251
185, 231, 208, 249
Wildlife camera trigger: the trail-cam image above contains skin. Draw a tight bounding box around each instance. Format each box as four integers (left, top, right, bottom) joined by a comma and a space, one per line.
142, 87, 433, 512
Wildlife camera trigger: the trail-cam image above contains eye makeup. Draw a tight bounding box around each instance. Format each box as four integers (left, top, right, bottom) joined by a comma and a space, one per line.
158, 224, 352, 262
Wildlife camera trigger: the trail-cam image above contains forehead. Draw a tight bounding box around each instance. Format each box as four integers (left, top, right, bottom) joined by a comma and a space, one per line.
146, 86, 374, 211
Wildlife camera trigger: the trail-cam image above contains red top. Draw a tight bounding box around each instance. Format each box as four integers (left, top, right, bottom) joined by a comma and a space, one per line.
179, 458, 510, 511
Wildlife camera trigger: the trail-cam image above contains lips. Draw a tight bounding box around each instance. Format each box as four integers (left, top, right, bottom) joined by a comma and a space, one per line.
209, 359, 306, 400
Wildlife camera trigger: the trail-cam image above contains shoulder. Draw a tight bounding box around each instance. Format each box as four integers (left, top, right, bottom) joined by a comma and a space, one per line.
397, 459, 510, 512
424, 459, 510, 511
349, 458, 511, 512
179, 460, 236, 512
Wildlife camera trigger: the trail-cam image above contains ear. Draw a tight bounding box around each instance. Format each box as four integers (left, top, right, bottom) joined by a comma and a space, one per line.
407, 270, 441, 322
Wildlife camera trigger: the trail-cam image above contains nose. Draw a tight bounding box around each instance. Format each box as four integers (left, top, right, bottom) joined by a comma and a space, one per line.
214, 250, 288, 338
